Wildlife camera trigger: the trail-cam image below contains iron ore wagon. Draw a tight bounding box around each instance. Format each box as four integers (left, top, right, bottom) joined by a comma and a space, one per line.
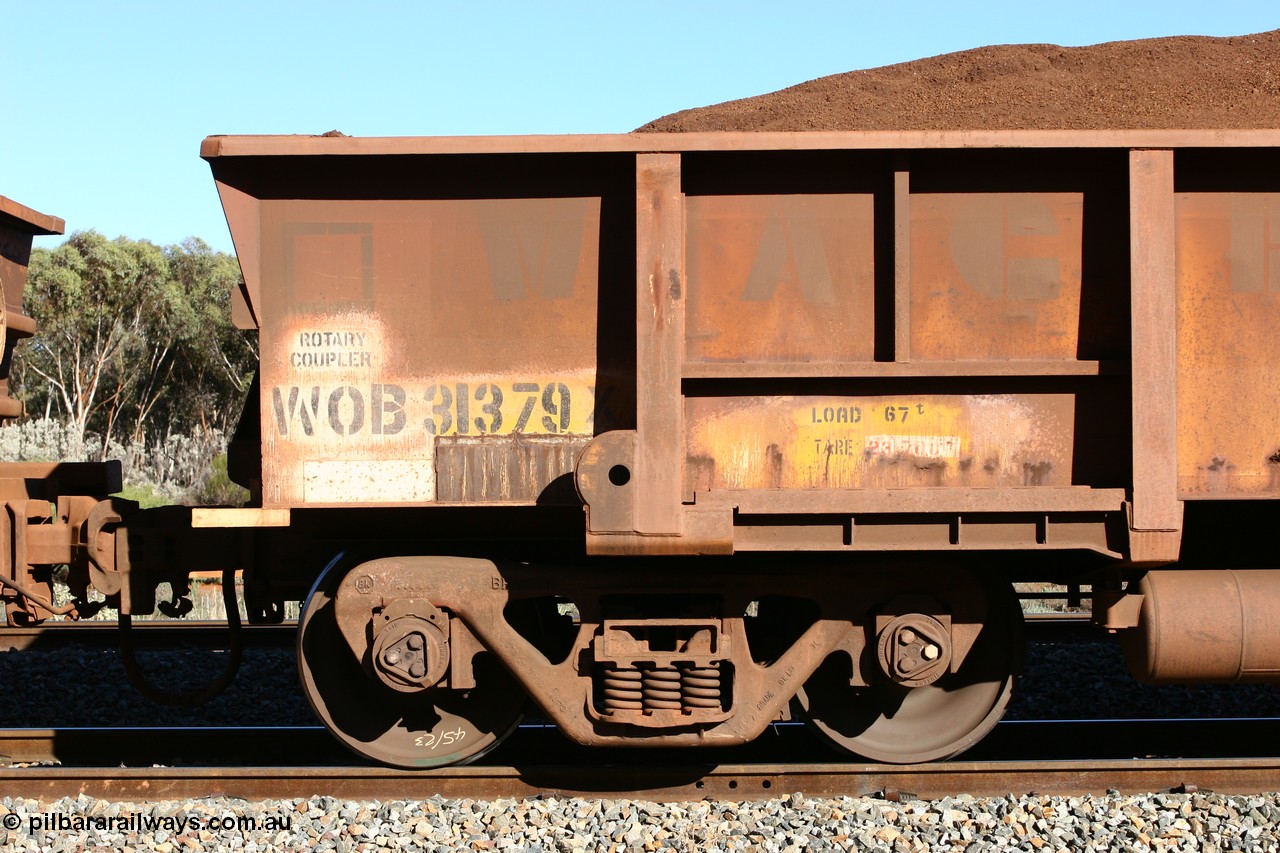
4, 129, 1280, 767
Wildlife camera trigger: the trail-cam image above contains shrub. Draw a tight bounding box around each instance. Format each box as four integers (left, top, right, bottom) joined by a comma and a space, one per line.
0, 419, 239, 506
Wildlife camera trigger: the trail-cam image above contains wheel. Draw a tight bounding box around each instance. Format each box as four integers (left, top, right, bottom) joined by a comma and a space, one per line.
297, 557, 526, 768
793, 570, 1021, 764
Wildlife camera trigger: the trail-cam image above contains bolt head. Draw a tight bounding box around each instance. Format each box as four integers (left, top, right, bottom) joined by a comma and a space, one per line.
923, 644, 940, 661
898, 629, 917, 645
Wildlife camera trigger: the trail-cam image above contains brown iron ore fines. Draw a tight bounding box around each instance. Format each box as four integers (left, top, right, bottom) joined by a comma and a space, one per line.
638, 31, 1280, 132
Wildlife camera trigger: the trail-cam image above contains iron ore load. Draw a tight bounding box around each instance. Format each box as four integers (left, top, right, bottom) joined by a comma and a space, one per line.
4, 128, 1280, 768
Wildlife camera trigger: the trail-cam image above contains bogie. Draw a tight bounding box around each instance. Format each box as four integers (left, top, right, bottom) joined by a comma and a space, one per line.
295, 555, 1022, 768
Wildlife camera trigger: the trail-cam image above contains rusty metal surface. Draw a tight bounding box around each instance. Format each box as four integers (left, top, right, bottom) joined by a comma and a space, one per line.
706, 487, 1121, 555
0, 462, 122, 502
255, 197, 602, 507
0, 195, 63, 421
894, 165, 912, 360
5, 755, 1280, 802
1176, 192, 1280, 497
197, 134, 1280, 565
1120, 569, 1280, 684
310, 556, 1011, 761
633, 154, 685, 536
1128, 151, 1182, 563
209, 179, 262, 330
682, 359, 1109, 379
685, 394, 1075, 491
301, 562, 526, 768
910, 193, 1084, 361
323, 557, 845, 753
1, 718, 1277, 798
0, 194, 64, 236
794, 568, 1018, 764
685, 193, 875, 363
0, 469, 123, 625
434, 435, 588, 503
202, 129, 1280, 160
206, 136, 1168, 559
701, 486, 1123, 515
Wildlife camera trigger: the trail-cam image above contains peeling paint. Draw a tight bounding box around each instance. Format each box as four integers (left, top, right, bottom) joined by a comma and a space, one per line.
254, 196, 603, 507
685, 394, 1074, 491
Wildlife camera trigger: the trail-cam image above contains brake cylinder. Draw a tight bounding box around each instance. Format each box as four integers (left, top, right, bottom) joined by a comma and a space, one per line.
1122, 569, 1280, 684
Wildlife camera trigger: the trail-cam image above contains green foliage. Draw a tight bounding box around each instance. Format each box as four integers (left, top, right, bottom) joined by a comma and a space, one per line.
13, 232, 257, 458
151, 239, 258, 438
188, 453, 249, 507
113, 482, 172, 510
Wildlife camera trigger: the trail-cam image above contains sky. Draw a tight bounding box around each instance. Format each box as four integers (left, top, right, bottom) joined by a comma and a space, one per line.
2, 1, 1276, 255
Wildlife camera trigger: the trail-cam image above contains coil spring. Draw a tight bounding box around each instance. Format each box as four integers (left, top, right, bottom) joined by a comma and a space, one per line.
681, 665, 722, 709
600, 667, 643, 711
599, 664, 724, 713
641, 667, 683, 710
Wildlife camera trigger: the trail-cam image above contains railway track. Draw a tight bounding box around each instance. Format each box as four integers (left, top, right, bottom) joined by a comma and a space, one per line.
7, 757, 1280, 803
1, 719, 1276, 801
0, 621, 296, 652
1, 609, 1201, 802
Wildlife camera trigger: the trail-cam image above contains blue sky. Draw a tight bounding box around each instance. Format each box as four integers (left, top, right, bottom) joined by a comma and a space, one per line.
3, 1, 1276, 254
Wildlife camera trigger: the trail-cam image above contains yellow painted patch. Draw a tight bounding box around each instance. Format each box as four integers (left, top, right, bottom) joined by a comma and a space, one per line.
267, 373, 597, 441
685, 394, 1075, 491
792, 398, 970, 486
415, 375, 596, 438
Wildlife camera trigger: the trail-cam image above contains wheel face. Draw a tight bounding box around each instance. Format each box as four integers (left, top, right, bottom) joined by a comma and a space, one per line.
794, 574, 1021, 764
297, 562, 525, 769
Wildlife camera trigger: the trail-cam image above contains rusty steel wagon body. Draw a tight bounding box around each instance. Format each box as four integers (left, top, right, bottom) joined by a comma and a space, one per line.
4, 129, 1280, 767
0, 194, 62, 421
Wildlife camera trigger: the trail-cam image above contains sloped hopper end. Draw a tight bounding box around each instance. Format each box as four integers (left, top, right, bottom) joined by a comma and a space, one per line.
1121, 569, 1280, 684
0, 194, 64, 419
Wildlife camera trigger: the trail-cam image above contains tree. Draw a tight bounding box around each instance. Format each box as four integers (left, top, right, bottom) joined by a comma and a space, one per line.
151, 238, 258, 438
14, 232, 255, 457
18, 231, 170, 455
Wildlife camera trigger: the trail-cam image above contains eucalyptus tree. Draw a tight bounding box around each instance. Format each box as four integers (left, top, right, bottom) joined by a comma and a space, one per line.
15, 231, 254, 457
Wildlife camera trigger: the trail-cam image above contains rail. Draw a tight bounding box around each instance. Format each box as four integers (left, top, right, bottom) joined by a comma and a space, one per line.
1, 719, 1276, 800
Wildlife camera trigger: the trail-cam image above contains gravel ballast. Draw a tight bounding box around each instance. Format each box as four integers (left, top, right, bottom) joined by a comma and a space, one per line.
3, 640, 1278, 851
2, 791, 1278, 852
